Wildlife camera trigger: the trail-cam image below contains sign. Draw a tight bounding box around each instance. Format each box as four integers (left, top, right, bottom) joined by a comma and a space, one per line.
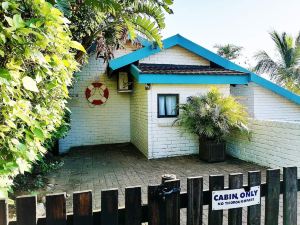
212, 186, 260, 210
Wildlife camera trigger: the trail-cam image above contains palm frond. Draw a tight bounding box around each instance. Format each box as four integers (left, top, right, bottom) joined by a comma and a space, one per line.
213, 44, 243, 60
130, 15, 163, 48
254, 50, 279, 79
134, 3, 166, 28
269, 31, 295, 68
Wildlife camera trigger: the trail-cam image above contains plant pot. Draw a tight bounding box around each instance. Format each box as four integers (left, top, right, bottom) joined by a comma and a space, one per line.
199, 139, 226, 162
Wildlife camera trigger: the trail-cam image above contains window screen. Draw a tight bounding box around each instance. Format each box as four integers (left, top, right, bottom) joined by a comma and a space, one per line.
157, 94, 179, 118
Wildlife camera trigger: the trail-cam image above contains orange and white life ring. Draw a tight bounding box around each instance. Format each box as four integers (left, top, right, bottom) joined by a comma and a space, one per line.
85, 82, 109, 105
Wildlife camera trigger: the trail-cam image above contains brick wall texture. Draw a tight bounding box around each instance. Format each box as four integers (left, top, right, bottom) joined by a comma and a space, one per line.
227, 119, 300, 174
231, 83, 300, 121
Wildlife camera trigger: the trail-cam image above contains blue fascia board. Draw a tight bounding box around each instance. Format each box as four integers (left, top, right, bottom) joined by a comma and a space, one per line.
250, 73, 300, 105
109, 34, 250, 73
175, 34, 250, 73
129, 64, 141, 80
138, 74, 249, 84
109, 35, 179, 71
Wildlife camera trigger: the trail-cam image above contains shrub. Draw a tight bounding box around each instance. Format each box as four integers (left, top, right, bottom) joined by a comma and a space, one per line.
175, 88, 250, 142
0, 0, 84, 197
12, 153, 63, 193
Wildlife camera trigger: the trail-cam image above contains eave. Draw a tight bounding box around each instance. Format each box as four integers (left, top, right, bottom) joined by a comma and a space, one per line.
130, 64, 249, 85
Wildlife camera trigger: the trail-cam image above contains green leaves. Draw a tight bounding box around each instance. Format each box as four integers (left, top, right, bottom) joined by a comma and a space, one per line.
13, 14, 25, 28
254, 30, 300, 93
131, 15, 163, 48
5, 14, 25, 29
22, 76, 39, 92
176, 88, 250, 142
135, 3, 166, 29
33, 128, 45, 140
57, 0, 173, 62
0, 0, 78, 197
0, 68, 11, 80
2, 1, 9, 10
70, 41, 86, 52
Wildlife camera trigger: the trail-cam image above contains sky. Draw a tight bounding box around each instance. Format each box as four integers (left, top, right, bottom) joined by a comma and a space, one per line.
162, 0, 300, 67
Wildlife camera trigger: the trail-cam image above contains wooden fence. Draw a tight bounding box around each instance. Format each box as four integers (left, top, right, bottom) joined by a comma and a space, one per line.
1, 167, 299, 225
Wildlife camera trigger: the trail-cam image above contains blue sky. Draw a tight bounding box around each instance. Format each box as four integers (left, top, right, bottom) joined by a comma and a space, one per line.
162, 0, 300, 66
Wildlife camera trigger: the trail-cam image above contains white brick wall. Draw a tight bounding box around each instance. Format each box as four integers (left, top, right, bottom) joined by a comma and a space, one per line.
59, 48, 134, 153
227, 119, 300, 174
230, 84, 254, 117
231, 83, 300, 121
130, 80, 149, 157
148, 84, 230, 158
140, 46, 210, 66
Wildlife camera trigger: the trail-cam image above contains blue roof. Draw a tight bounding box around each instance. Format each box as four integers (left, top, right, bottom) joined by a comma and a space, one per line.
108, 34, 300, 105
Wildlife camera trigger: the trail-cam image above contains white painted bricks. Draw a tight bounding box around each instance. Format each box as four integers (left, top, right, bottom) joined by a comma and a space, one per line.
148, 84, 230, 158
140, 45, 210, 66
231, 83, 300, 121
227, 119, 300, 174
130, 80, 149, 157
59, 49, 133, 153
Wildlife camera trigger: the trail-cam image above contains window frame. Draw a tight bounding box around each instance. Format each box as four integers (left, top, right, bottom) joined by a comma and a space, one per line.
157, 94, 179, 118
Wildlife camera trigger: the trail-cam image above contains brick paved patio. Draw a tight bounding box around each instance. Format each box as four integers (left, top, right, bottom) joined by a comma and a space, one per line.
45, 143, 299, 224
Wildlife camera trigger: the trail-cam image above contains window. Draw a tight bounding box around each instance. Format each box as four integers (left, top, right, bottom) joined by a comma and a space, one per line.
157, 94, 179, 118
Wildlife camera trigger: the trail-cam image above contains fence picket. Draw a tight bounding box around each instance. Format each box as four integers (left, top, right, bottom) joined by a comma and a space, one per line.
73, 191, 93, 225
164, 179, 180, 225
187, 177, 203, 225
0, 199, 8, 225
125, 186, 142, 225
283, 167, 297, 225
46, 193, 66, 225
16, 195, 36, 225
208, 175, 224, 225
247, 171, 261, 225
265, 169, 280, 225
228, 173, 243, 225
101, 189, 118, 225
148, 184, 161, 225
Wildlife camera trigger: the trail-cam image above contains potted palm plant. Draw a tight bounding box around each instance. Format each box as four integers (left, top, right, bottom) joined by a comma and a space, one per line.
175, 88, 250, 162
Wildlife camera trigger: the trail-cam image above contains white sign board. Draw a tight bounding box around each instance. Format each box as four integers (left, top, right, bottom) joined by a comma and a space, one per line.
212, 186, 260, 210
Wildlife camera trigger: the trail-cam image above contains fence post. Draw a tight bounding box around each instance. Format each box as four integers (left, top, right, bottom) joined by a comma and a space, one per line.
46, 193, 67, 225
283, 167, 297, 225
101, 189, 118, 225
161, 174, 176, 184
125, 186, 142, 225
187, 176, 203, 225
247, 171, 261, 225
265, 169, 280, 225
73, 191, 93, 225
16, 195, 37, 225
148, 176, 180, 225
0, 199, 8, 225
208, 175, 224, 225
228, 173, 243, 225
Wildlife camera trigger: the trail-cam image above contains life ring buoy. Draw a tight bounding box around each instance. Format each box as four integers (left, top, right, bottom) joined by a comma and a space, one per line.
85, 82, 109, 105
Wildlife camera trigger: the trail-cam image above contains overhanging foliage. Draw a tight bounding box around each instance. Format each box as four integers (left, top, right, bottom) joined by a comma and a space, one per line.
0, 0, 84, 197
